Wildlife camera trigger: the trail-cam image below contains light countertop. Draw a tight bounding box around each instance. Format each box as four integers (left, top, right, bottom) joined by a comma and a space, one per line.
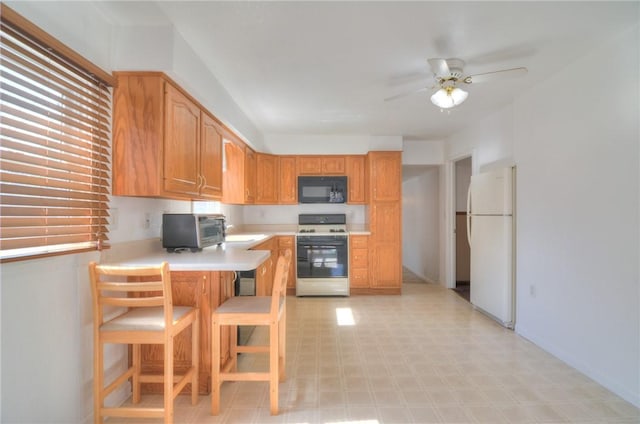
103, 224, 370, 272
103, 241, 272, 271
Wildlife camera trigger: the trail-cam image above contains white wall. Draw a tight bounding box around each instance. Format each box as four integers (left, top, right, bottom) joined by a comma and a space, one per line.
402, 168, 441, 283
402, 140, 445, 165
242, 204, 366, 226
513, 24, 639, 406
444, 23, 639, 407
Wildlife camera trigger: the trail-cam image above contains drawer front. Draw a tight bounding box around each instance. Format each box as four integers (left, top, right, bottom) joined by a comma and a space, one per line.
350, 268, 369, 287
350, 235, 369, 249
351, 248, 368, 268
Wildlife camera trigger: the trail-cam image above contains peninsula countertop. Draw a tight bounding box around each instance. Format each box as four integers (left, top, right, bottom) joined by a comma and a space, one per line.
103, 242, 271, 271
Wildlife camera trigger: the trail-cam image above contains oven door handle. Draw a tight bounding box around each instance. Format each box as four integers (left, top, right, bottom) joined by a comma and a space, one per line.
298, 243, 345, 248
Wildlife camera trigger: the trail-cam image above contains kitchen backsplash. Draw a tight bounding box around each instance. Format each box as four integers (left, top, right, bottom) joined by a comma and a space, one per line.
242, 204, 366, 225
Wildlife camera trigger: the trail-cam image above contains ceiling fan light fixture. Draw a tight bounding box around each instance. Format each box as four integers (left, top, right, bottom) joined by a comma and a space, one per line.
430, 85, 468, 109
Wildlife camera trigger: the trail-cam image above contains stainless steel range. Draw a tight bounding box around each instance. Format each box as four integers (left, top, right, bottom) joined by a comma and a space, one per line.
296, 213, 349, 296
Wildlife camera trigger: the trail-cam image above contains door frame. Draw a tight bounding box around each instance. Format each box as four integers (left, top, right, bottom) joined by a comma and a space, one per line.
445, 151, 475, 289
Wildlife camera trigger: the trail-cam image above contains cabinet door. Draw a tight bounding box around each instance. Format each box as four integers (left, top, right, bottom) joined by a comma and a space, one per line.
139, 271, 209, 394
346, 155, 366, 204
200, 113, 223, 199
278, 156, 297, 204
370, 244, 401, 288
278, 236, 296, 289
369, 151, 401, 202
322, 156, 346, 174
370, 202, 401, 288
164, 83, 200, 196
371, 202, 400, 244
244, 147, 256, 203
297, 156, 322, 174
256, 153, 278, 204
222, 140, 245, 204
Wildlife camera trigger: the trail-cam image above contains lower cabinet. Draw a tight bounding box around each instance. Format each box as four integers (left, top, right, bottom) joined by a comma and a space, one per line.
251, 237, 277, 296
277, 236, 296, 293
137, 270, 235, 395
349, 235, 369, 290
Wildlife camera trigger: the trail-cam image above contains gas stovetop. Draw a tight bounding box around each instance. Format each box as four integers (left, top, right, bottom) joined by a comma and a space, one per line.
297, 213, 347, 235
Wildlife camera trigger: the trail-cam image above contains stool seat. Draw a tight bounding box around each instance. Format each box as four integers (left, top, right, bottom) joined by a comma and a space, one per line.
101, 306, 194, 332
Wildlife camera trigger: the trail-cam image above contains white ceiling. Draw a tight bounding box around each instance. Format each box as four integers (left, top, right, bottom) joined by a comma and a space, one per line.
95, 1, 638, 141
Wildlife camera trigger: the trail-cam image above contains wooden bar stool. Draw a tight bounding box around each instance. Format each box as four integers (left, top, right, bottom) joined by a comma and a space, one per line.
211, 249, 291, 415
88, 261, 199, 424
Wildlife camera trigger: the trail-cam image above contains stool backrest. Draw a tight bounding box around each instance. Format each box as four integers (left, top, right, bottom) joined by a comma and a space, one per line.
88, 261, 172, 328
270, 249, 291, 315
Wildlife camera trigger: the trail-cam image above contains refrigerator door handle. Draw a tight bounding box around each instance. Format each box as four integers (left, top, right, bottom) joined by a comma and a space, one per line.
466, 182, 472, 247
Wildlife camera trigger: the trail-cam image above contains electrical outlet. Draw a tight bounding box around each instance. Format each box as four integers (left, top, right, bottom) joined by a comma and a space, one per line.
111, 208, 119, 230
529, 284, 536, 298
143, 212, 151, 230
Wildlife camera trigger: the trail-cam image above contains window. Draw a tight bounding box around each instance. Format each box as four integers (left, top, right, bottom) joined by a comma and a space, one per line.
0, 5, 114, 261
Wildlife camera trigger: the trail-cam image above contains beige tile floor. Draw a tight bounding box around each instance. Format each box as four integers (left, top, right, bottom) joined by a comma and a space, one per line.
111, 275, 640, 423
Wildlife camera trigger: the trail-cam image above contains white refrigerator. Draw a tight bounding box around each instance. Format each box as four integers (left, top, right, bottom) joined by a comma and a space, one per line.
466, 167, 515, 328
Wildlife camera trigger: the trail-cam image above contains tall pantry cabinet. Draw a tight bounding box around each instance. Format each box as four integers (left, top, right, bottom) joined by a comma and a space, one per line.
367, 151, 402, 293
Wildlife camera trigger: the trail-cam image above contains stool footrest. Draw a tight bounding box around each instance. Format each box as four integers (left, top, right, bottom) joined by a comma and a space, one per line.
220, 372, 270, 381
236, 345, 269, 353
101, 406, 164, 418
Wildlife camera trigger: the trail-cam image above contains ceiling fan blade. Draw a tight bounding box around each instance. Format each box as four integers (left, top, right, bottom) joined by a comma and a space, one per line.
384, 86, 429, 102
463, 67, 528, 84
427, 58, 450, 77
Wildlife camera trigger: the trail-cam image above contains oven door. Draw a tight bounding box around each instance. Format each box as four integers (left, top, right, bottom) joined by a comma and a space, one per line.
296, 235, 348, 279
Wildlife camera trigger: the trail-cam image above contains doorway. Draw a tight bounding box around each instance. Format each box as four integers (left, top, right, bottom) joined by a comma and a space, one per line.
453, 157, 471, 301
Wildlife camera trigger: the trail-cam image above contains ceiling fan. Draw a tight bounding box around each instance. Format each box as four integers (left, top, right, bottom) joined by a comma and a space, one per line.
385, 58, 527, 109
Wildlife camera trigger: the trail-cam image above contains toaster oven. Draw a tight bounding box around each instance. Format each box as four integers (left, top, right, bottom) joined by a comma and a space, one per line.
162, 214, 225, 252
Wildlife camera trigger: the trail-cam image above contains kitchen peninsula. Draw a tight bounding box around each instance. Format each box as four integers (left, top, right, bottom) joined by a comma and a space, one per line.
102, 238, 271, 395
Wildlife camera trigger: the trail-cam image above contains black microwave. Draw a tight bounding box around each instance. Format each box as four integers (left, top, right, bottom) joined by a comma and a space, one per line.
298, 176, 347, 204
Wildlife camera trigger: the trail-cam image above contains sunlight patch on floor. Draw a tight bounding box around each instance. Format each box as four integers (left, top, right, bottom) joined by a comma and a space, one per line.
335, 307, 355, 326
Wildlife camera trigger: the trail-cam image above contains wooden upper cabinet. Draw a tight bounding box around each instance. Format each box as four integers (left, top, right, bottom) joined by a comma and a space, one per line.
112, 72, 223, 200
278, 156, 297, 204
297, 155, 346, 175
368, 151, 401, 202
346, 155, 366, 204
255, 153, 279, 204
297, 156, 322, 175
244, 147, 256, 204
222, 139, 246, 204
199, 113, 223, 198
322, 156, 346, 174
163, 84, 200, 196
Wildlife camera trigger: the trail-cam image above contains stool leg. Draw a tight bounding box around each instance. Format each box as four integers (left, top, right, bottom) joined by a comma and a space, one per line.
211, 320, 221, 415
94, 340, 103, 424
230, 324, 238, 372
164, 338, 174, 424
269, 321, 279, 415
132, 343, 141, 404
192, 314, 199, 405
279, 306, 286, 382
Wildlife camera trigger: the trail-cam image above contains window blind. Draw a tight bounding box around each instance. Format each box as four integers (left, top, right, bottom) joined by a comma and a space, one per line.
0, 8, 113, 261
